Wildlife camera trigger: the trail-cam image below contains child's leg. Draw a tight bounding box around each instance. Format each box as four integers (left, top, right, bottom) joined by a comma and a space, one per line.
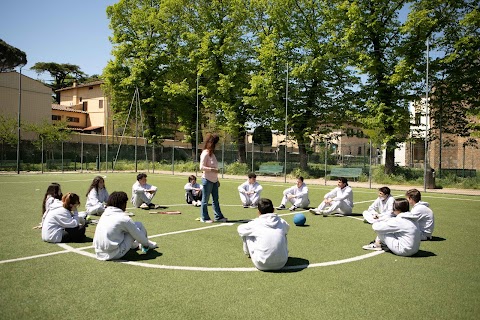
239, 192, 250, 206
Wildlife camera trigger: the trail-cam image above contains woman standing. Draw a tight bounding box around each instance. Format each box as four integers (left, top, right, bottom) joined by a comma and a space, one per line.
199, 133, 227, 223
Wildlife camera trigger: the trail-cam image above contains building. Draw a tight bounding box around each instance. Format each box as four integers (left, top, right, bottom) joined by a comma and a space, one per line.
0, 71, 52, 138
55, 80, 108, 134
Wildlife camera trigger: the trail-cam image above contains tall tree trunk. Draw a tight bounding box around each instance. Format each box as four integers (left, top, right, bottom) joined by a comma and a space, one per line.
237, 131, 246, 163
385, 147, 395, 174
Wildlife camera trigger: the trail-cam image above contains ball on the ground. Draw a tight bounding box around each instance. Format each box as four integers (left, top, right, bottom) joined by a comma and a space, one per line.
293, 213, 306, 226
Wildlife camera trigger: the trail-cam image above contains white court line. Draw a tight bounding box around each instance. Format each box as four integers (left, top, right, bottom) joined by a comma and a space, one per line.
0, 250, 70, 265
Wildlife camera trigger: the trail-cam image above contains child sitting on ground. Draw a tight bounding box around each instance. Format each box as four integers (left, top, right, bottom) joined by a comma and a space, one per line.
41, 193, 86, 243
85, 176, 109, 216
237, 198, 290, 271
362, 198, 420, 256
35, 182, 63, 229
362, 186, 395, 224
93, 191, 157, 261
184, 175, 202, 206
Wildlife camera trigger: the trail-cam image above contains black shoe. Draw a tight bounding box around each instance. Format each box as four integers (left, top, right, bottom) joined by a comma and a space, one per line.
276, 205, 286, 210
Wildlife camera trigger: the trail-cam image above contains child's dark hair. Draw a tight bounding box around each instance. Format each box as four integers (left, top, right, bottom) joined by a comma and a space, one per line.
379, 186, 391, 195
137, 173, 147, 181
248, 172, 257, 179
393, 198, 410, 213
257, 198, 274, 215
86, 176, 105, 197
188, 175, 197, 183
62, 193, 80, 211
297, 176, 304, 182
42, 183, 62, 215
338, 177, 348, 185
107, 191, 128, 211
405, 189, 421, 202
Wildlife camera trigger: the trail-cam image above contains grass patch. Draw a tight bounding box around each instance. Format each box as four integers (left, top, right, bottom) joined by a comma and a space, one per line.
0, 173, 479, 319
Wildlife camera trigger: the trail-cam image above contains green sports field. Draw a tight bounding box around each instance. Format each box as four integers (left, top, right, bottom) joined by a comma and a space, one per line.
0, 172, 479, 319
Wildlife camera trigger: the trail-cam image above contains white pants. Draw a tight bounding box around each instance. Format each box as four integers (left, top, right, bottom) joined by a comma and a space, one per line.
132, 191, 156, 208
86, 204, 105, 216
318, 200, 352, 215
362, 210, 392, 224
239, 192, 261, 206
280, 194, 310, 208
111, 222, 147, 260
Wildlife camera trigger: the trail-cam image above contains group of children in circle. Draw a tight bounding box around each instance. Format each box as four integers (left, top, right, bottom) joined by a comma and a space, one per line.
38, 172, 434, 271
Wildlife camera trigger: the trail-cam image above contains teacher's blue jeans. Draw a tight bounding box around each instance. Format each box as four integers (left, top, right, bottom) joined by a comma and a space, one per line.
201, 178, 224, 221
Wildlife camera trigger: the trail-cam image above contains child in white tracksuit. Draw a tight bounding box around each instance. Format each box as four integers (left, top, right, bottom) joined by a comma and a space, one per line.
42, 193, 86, 243
362, 186, 395, 224
311, 177, 353, 216
363, 198, 421, 256
238, 198, 290, 271
184, 175, 203, 206
93, 191, 157, 260
277, 176, 309, 211
85, 176, 109, 216
238, 173, 263, 208
406, 189, 435, 241
131, 173, 158, 209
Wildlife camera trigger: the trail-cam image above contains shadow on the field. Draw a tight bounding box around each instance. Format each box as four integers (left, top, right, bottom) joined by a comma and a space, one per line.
268, 257, 310, 273
346, 212, 363, 217
410, 250, 437, 258
429, 236, 446, 242
121, 249, 163, 261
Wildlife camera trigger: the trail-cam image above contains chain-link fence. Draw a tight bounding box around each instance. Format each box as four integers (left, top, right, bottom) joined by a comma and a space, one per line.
0, 139, 478, 180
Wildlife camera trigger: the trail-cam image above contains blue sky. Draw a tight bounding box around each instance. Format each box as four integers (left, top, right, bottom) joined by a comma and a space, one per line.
1, 0, 118, 82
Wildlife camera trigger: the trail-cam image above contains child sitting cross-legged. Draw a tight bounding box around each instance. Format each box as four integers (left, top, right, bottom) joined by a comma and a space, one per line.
362, 198, 421, 257
237, 198, 290, 271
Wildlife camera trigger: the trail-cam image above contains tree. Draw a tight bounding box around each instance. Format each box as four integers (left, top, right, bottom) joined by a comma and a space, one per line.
24, 120, 71, 161
0, 39, 27, 72
245, 0, 357, 170
333, 0, 420, 174
30, 62, 86, 102
0, 115, 18, 146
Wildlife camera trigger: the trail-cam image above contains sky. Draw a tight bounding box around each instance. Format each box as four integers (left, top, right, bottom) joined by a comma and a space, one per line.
1, 0, 118, 82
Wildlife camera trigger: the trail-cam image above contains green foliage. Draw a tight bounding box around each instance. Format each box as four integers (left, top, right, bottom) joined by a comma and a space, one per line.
225, 162, 249, 175
0, 115, 18, 146
30, 62, 86, 102
0, 39, 27, 71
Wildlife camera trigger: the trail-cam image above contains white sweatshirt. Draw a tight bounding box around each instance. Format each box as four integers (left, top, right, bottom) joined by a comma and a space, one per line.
238, 180, 263, 195
93, 206, 154, 260
411, 202, 435, 238
324, 185, 354, 208
85, 188, 109, 213
184, 182, 203, 196
41, 200, 79, 243
366, 195, 395, 219
237, 213, 290, 271
372, 211, 421, 256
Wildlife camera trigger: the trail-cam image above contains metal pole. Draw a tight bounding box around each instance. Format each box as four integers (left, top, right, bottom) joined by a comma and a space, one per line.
284, 62, 288, 183
324, 139, 327, 186
41, 137, 44, 173
16, 66, 23, 174
112, 119, 115, 172
222, 140, 225, 179
135, 88, 138, 173
369, 140, 372, 189
81, 132, 84, 173
423, 38, 430, 192
196, 75, 199, 176
251, 139, 254, 173
61, 141, 64, 173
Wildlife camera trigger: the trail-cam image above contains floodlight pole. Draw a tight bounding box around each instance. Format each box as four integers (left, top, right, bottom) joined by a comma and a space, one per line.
16, 66, 23, 174
195, 74, 199, 176
284, 62, 288, 183
423, 38, 430, 192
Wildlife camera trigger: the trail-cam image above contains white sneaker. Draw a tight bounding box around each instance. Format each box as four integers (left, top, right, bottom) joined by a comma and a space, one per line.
309, 209, 320, 215
362, 242, 382, 251
139, 203, 149, 209
196, 201, 202, 207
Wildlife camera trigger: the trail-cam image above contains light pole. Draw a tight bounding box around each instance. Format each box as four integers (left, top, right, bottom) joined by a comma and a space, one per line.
16, 65, 24, 174
112, 119, 116, 172
195, 74, 199, 176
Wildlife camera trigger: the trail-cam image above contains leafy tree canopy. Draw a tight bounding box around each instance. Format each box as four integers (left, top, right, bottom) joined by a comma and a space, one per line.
0, 39, 27, 72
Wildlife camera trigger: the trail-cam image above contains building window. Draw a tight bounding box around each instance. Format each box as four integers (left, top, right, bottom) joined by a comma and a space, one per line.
79, 97, 82, 102
52, 115, 61, 121
66, 117, 80, 123
415, 113, 421, 125
83, 101, 88, 111
99, 100, 103, 109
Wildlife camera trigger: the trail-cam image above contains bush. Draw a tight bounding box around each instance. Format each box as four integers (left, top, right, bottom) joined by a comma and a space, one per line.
225, 162, 249, 175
